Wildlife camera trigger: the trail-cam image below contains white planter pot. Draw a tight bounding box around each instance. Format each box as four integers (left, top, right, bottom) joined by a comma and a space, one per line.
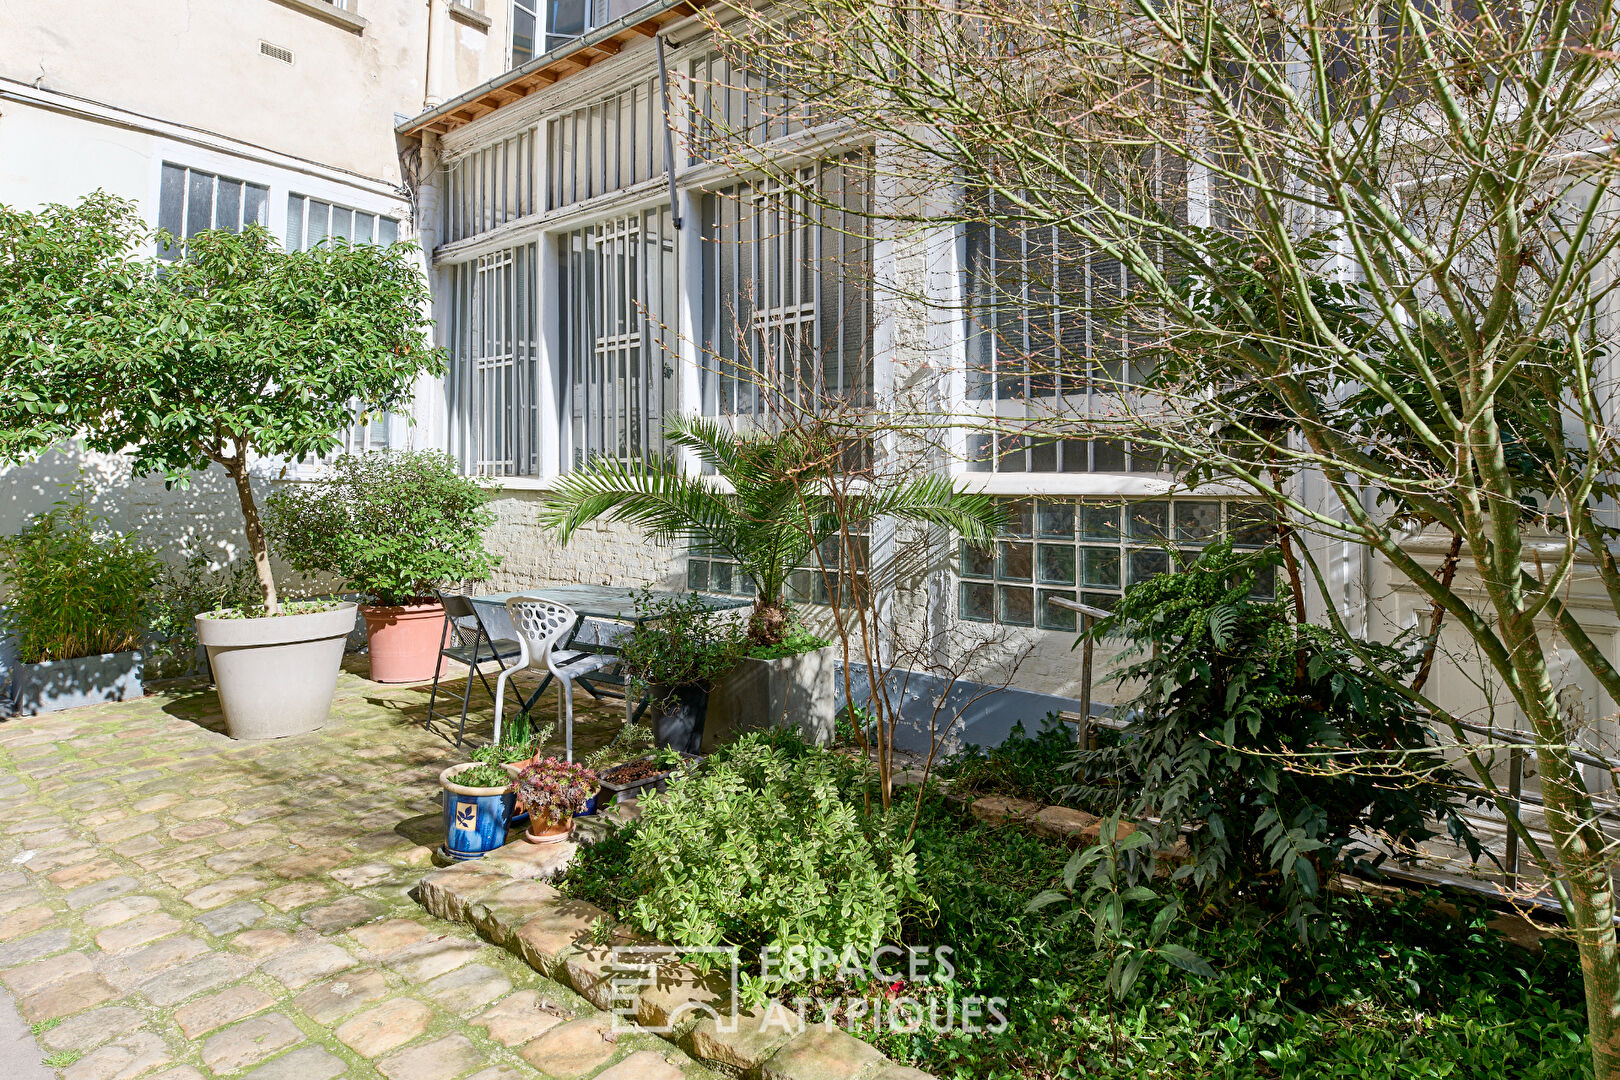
702, 643, 839, 752
196, 603, 356, 740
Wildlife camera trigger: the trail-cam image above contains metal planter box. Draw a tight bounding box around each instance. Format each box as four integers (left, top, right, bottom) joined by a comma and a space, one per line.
702, 643, 838, 752
7, 650, 143, 716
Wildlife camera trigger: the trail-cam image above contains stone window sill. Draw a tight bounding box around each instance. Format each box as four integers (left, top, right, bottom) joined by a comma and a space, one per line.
270, 0, 368, 33
448, 2, 492, 30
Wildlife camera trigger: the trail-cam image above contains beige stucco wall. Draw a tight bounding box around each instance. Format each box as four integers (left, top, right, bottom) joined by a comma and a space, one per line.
0, 0, 512, 182
477, 490, 687, 593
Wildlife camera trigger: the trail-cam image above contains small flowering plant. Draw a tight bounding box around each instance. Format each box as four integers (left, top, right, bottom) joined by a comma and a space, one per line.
514, 757, 598, 827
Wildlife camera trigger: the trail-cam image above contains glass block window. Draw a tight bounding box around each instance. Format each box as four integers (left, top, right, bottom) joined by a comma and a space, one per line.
959, 498, 1274, 629
157, 163, 268, 259
286, 195, 399, 252
687, 525, 870, 607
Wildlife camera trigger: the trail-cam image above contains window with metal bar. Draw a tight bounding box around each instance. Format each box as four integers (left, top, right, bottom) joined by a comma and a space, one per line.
686, 50, 812, 164
962, 160, 1186, 473
560, 206, 679, 465
439, 127, 539, 246
546, 77, 665, 211
444, 244, 542, 476
156, 163, 269, 259
286, 194, 399, 252
700, 158, 874, 420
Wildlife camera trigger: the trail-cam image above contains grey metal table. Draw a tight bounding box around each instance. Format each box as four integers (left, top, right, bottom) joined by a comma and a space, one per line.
467, 585, 751, 720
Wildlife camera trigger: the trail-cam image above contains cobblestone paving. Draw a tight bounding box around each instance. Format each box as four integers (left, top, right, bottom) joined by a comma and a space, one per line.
0, 661, 718, 1080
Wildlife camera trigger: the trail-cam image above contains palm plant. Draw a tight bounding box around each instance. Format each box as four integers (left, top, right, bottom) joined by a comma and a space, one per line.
538, 416, 1005, 646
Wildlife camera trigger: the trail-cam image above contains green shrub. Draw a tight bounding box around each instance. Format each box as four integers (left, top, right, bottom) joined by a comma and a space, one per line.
877, 794, 1587, 1080
616, 591, 746, 699
1068, 543, 1483, 934
143, 546, 263, 677
625, 733, 923, 969
937, 716, 1080, 805
266, 450, 497, 607
746, 624, 830, 660
0, 500, 160, 663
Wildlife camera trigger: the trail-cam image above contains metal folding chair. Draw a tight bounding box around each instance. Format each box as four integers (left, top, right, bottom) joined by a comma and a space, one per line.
425, 590, 525, 748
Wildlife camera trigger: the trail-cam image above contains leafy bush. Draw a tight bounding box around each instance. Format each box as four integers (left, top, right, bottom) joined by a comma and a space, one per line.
557, 750, 1585, 1079
746, 623, 830, 660
876, 794, 1586, 1080
1066, 543, 1482, 933
143, 546, 263, 678
0, 501, 160, 663
616, 591, 746, 699
265, 450, 497, 607
624, 733, 923, 968
937, 717, 1080, 805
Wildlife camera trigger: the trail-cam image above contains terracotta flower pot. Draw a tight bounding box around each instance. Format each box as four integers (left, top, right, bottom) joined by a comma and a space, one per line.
523, 816, 572, 845
361, 601, 449, 683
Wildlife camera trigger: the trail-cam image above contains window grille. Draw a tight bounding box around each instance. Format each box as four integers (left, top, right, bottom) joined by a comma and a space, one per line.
963, 167, 1185, 473
959, 498, 1274, 629
700, 157, 874, 420
286, 194, 399, 251
156, 163, 269, 259
687, 523, 870, 607
547, 76, 665, 211
440, 126, 539, 245
687, 50, 811, 164
560, 206, 678, 466
445, 244, 541, 476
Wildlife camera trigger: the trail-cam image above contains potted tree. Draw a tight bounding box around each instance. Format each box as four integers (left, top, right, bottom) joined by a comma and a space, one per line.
0, 499, 160, 715
0, 195, 443, 739
539, 417, 1005, 745
267, 450, 499, 682
614, 592, 745, 754
513, 757, 598, 844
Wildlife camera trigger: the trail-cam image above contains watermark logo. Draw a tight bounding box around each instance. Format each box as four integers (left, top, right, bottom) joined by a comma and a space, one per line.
607, 944, 1007, 1037
608, 945, 740, 1034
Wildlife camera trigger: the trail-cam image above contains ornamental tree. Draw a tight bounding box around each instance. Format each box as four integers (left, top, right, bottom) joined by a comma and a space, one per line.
698, 0, 1620, 1071
0, 193, 444, 612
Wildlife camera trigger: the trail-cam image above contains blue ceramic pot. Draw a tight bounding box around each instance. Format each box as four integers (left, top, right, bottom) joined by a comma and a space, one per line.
440, 764, 516, 860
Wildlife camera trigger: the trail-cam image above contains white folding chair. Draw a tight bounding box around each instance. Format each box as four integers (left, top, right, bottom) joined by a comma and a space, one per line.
494, 597, 624, 763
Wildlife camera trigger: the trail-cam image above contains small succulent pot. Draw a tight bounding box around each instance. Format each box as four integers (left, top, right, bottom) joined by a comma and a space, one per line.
512, 757, 597, 843
522, 813, 573, 845
439, 763, 516, 861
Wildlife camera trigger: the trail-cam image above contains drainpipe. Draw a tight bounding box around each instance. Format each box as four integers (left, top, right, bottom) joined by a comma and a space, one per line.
654, 32, 683, 230
424, 0, 445, 110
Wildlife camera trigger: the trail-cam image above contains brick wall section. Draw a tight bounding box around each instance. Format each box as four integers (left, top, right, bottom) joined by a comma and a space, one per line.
478, 490, 686, 593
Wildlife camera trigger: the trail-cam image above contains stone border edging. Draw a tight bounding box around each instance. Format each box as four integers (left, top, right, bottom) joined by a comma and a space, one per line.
412, 843, 936, 1080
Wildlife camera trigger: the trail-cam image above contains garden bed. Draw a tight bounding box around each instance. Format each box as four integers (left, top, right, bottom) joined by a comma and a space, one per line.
551, 733, 1589, 1080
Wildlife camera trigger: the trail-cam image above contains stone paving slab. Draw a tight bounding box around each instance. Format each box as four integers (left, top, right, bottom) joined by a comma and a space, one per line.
0, 663, 727, 1080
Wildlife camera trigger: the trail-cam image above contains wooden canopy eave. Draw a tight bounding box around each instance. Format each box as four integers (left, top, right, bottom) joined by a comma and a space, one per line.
397, 0, 704, 140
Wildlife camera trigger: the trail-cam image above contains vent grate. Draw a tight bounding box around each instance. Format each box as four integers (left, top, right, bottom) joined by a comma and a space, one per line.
259, 40, 294, 65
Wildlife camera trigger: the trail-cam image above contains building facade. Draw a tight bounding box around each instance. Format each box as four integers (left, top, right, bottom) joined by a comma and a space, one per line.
0, 0, 523, 547
392, 0, 1313, 706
